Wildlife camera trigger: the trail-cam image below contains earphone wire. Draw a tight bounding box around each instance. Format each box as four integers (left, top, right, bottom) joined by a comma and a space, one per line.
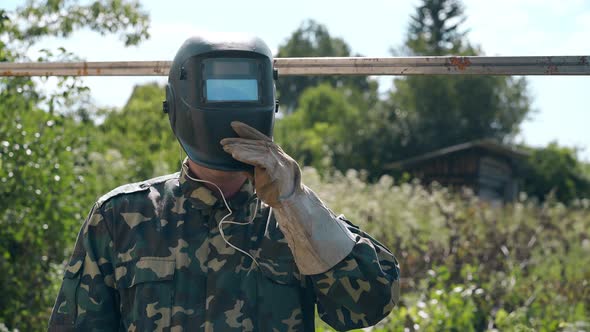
264, 207, 273, 237
179, 149, 260, 270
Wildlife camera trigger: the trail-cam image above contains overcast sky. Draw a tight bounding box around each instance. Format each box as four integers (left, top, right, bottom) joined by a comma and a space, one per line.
4, 0, 590, 160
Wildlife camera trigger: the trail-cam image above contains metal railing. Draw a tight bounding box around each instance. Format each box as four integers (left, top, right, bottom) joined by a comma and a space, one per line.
0, 56, 589, 77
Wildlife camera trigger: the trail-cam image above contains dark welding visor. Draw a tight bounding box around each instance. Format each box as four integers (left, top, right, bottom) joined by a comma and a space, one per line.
203, 58, 259, 102
179, 53, 273, 109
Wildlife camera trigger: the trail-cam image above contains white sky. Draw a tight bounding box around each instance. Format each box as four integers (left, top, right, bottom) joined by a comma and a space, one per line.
4, 0, 590, 161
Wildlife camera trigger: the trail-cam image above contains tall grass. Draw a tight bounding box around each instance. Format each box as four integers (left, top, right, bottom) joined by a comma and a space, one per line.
304, 168, 590, 331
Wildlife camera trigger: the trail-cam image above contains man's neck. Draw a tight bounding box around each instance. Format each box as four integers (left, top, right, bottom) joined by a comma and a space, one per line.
186, 159, 248, 199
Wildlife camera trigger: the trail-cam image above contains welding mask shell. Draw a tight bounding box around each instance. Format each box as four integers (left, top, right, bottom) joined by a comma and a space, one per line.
165, 34, 277, 171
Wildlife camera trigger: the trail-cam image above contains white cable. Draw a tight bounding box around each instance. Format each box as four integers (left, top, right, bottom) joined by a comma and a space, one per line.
181, 161, 260, 269
264, 207, 273, 238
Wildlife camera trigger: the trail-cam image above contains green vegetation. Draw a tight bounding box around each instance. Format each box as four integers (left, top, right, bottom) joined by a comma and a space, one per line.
0, 1, 149, 330
0, 91, 89, 329
274, 1, 533, 179
307, 169, 589, 331
276, 19, 375, 113
0, 0, 589, 330
390, 0, 531, 157
522, 143, 590, 203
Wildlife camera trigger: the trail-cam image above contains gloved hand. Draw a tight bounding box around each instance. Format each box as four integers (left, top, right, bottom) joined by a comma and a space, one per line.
221, 121, 356, 275
220, 121, 301, 208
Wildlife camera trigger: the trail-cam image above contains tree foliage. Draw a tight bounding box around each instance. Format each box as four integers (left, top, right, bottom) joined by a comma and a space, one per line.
389, 0, 531, 158
0, 1, 150, 330
276, 19, 374, 112
96, 83, 178, 186
6, 0, 149, 48
391, 74, 531, 157
1, 0, 150, 114
276, 2, 533, 179
305, 169, 590, 331
522, 142, 590, 202
406, 0, 468, 56
276, 84, 360, 172
275, 20, 393, 177
0, 95, 95, 329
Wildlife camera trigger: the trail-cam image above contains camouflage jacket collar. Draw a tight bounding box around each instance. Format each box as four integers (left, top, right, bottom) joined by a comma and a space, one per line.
178, 159, 258, 215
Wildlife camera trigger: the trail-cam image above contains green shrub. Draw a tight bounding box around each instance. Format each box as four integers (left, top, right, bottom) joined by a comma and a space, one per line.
305, 168, 590, 331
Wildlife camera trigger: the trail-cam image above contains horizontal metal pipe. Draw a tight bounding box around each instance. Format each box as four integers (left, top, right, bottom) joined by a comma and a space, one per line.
0, 56, 589, 76
0, 61, 171, 77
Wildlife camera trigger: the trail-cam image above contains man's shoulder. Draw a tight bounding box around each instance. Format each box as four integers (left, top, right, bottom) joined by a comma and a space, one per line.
96, 172, 180, 208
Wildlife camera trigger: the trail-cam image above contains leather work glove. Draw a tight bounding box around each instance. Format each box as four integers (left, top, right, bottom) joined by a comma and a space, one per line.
220, 121, 301, 208
221, 121, 356, 275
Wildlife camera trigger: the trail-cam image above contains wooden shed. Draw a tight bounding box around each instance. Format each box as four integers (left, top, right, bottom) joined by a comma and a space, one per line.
385, 140, 528, 202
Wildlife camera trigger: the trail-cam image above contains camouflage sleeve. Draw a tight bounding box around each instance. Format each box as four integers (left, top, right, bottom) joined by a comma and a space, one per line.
47, 203, 120, 331
310, 219, 400, 330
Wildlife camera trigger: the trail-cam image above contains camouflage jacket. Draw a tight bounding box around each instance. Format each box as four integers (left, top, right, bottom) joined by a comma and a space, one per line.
48, 165, 400, 331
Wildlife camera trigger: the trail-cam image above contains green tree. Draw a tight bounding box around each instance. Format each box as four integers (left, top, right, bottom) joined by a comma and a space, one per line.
582, 161, 590, 179
276, 19, 375, 112
1, 1, 149, 111
0, 95, 89, 330
96, 83, 178, 187
405, 0, 468, 56
275, 84, 362, 173
274, 20, 396, 177
522, 142, 590, 202
389, 0, 531, 158
0, 1, 149, 330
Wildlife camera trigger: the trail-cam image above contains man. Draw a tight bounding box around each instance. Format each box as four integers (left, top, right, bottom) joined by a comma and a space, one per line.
48, 34, 400, 331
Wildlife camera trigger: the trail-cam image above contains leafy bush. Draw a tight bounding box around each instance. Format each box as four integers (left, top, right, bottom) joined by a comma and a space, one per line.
305, 168, 590, 331
1, 1, 150, 328
522, 142, 590, 203
0, 99, 96, 329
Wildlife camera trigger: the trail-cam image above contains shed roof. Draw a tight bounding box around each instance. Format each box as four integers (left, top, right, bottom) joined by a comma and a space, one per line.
385, 139, 529, 170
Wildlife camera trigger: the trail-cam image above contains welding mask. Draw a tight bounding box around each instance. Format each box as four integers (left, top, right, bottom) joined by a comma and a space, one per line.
164, 34, 278, 171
